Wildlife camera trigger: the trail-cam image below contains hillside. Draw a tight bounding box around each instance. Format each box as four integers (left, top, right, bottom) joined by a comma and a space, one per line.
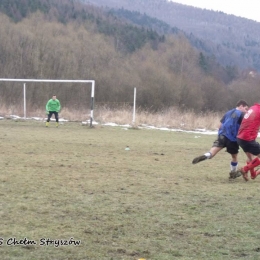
82, 0, 260, 71
0, 0, 260, 115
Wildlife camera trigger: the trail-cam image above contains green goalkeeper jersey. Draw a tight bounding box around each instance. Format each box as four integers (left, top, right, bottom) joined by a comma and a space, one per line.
46, 99, 61, 112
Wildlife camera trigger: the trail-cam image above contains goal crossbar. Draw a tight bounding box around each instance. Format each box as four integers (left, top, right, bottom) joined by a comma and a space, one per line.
0, 78, 95, 127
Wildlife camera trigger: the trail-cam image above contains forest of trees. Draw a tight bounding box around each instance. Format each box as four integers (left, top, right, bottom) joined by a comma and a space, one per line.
85, 0, 260, 71
0, 0, 260, 115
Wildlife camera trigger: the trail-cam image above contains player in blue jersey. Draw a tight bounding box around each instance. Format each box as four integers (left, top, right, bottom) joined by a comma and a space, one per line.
192, 100, 249, 176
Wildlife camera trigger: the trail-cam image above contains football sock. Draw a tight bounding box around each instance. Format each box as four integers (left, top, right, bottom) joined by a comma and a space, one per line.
204, 152, 211, 159
244, 157, 260, 172
247, 161, 257, 178
230, 161, 238, 171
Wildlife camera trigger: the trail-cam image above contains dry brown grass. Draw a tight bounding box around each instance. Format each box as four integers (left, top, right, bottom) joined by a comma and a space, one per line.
91, 106, 221, 131
0, 105, 222, 130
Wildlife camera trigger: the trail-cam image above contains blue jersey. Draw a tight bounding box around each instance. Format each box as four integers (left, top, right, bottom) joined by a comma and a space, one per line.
218, 108, 244, 142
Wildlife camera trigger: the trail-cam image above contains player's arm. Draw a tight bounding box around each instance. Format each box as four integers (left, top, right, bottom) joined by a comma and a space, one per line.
218, 114, 225, 129
46, 100, 50, 113
57, 100, 61, 112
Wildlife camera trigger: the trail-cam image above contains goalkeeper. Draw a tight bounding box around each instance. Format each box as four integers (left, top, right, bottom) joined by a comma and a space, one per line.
45, 95, 61, 127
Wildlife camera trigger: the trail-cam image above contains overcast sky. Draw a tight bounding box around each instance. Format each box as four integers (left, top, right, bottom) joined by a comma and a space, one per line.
169, 0, 260, 22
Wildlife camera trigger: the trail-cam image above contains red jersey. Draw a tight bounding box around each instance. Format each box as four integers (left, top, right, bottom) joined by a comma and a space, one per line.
237, 103, 260, 141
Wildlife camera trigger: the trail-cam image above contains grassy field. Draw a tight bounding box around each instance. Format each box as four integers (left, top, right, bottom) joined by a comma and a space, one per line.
1, 119, 260, 260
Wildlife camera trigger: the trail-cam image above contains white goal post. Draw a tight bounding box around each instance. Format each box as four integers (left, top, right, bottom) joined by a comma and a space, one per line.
0, 78, 95, 127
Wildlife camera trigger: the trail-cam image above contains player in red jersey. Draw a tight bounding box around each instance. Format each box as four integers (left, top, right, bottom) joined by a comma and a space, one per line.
231, 103, 260, 181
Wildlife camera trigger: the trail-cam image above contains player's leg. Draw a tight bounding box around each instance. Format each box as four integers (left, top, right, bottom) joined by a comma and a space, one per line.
228, 153, 242, 179
230, 153, 238, 170
242, 154, 260, 180
237, 153, 258, 181
226, 141, 240, 178
192, 135, 223, 164
54, 112, 59, 127
252, 167, 260, 179
46, 111, 53, 127
235, 139, 260, 181
246, 160, 258, 179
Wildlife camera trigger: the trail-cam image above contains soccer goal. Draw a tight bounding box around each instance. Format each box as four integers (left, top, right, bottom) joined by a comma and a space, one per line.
0, 78, 95, 127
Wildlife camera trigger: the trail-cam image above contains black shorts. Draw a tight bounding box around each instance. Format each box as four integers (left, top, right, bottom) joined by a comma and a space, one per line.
237, 138, 260, 155
212, 135, 239, 154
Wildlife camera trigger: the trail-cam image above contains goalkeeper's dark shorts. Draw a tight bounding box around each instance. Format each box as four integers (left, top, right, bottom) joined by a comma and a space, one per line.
212, 134, 239, 155
47, 111, 59, 122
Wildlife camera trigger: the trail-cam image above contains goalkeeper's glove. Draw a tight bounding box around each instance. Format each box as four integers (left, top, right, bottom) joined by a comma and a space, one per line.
46, 111, 49, 115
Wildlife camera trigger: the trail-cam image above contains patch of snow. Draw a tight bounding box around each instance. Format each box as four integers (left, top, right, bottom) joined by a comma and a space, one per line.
31, 117, 44, 121
7, 115, 258, 137
10, 115, 22, 119
81, 120, 98, 125
103, 122, 118, 127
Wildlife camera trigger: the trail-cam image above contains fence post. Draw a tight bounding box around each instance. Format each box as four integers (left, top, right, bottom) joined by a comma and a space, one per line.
23, 83, 26, 118
132, 87, 136, 124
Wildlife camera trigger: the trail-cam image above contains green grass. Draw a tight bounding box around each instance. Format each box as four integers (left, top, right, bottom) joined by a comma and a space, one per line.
1, 120, 260, 260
